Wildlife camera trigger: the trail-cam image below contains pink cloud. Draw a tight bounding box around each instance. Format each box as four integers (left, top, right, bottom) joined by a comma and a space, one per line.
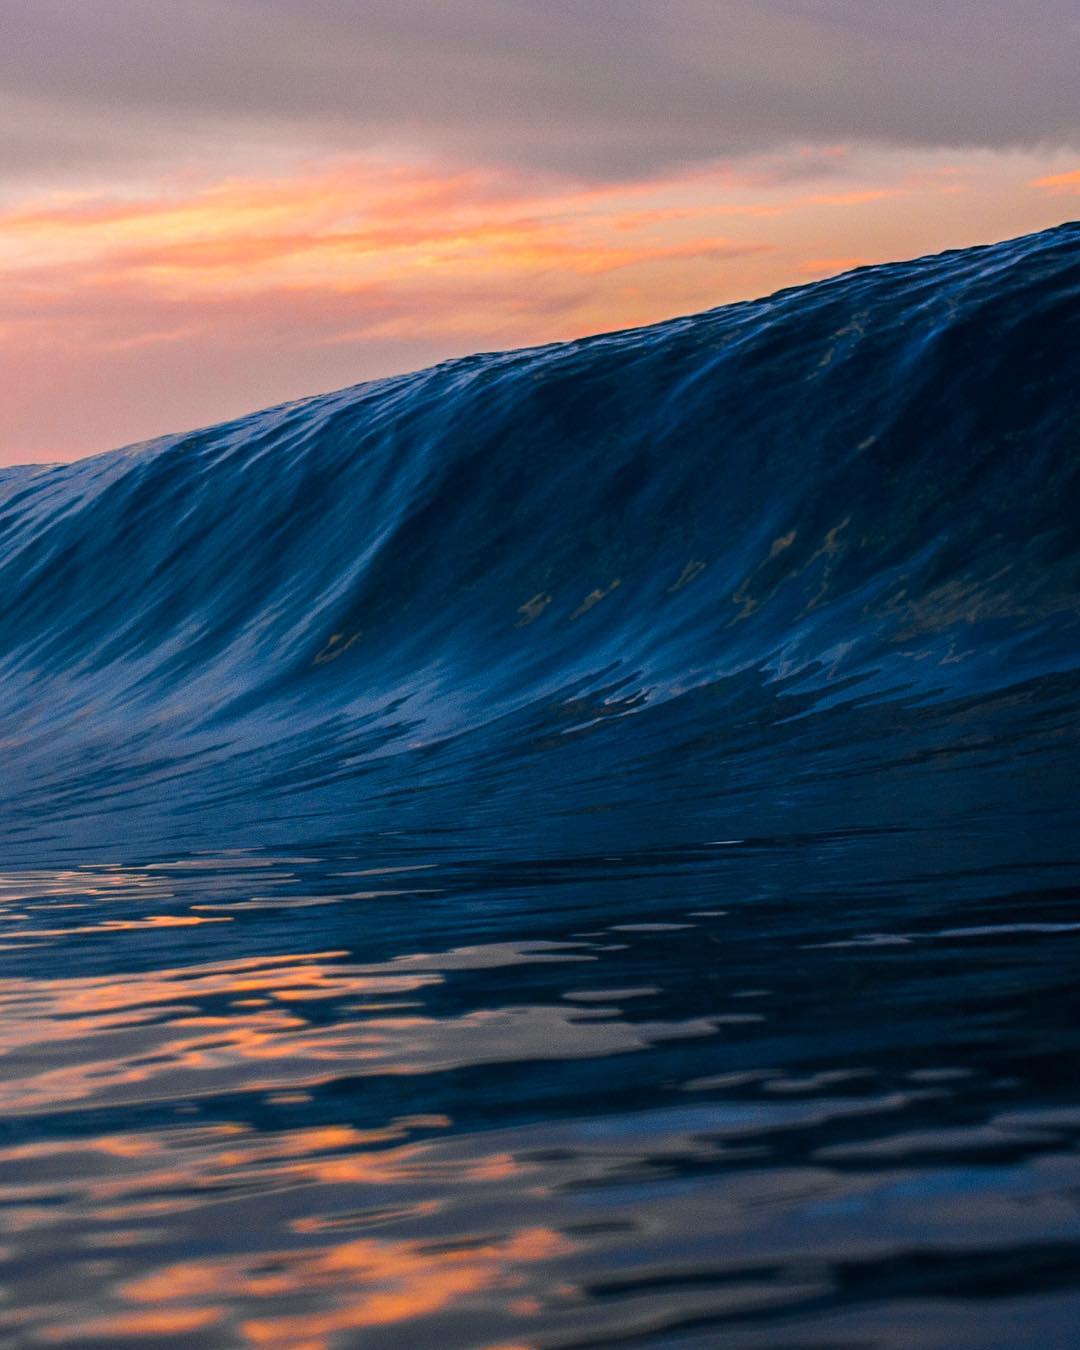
1, 146, 1076, 463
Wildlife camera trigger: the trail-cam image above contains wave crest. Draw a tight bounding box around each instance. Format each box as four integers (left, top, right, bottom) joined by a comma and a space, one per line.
2, 223, 1079, 858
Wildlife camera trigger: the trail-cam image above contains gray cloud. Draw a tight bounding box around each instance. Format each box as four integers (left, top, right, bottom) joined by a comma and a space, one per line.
1, 0, 1078, 182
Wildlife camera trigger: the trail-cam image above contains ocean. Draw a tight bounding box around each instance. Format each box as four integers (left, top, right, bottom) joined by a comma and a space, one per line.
1, 222, 1078, 1347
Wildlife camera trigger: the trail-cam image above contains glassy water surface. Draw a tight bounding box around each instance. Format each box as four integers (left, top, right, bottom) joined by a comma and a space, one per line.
2, 822, 1079, 1348
2, 225, 1079, 1345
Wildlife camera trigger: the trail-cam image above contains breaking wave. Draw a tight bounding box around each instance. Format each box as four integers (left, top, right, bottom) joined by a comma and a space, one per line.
2, 222, 1078, 860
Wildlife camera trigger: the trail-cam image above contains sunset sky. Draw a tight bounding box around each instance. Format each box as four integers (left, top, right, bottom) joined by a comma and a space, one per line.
2, 0, 1078, 465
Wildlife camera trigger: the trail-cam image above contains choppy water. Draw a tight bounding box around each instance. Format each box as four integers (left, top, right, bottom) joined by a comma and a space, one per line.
1, 223, 1079, 1347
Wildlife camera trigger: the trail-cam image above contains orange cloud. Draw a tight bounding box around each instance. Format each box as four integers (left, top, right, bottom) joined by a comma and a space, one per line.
0, 159, 768, 319
1031, 168, 1080, 194
0, 156, 785, 454
803, 188, 904, 207
1, 146, 1076, 462
3, 150, 945, 305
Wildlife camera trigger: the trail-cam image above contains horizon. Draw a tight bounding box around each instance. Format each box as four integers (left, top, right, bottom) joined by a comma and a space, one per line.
2, 2, 1078, 465
3, 216, 1075, 473
3, 11, 1080, 1347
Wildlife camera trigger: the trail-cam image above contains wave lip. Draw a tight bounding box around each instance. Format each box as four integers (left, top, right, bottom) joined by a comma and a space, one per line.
1, 222, 1079, 857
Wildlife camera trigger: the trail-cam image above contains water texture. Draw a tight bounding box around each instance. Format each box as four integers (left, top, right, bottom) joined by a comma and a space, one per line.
0, 223, 1078, 1346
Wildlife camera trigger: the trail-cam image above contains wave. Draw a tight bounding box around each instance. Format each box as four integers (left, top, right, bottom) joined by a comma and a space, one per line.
2, 222, 1079, 861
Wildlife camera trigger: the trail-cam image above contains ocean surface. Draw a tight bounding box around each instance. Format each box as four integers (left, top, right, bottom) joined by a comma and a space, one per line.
1, 222, 1078, 1347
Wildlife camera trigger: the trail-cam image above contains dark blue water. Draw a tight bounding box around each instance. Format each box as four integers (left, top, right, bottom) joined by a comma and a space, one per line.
1, 223, 1078, 1347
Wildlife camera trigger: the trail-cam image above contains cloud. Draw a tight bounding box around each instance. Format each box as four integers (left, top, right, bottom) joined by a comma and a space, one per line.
1032, 168, 1080, 194
0, 154, 780, 460
1, 138, 1075, 464
0, 158, 770, 301
1, 1, 1078, 187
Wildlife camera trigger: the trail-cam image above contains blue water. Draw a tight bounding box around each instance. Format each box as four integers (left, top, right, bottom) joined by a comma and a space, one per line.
0, 223, 1078, 1347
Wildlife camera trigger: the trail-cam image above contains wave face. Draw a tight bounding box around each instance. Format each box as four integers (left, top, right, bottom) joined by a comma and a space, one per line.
2, 223, 1079, 859
3, 225, 1080, 1347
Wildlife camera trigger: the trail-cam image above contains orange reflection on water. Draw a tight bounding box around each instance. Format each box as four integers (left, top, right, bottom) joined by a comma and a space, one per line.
1, 913, 232, 939
0, 931, 715, 1116
0, 1108, 563, 1347
0, 1114, 530, 1236
40, 1306, 224, 1343
0, 867, 175, 904
106, 1226, 570, 1349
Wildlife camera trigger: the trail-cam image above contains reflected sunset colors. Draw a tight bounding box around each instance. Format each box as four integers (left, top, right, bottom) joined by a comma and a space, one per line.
2, 838, 1080, 1348
2, 5, 1079, 1346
